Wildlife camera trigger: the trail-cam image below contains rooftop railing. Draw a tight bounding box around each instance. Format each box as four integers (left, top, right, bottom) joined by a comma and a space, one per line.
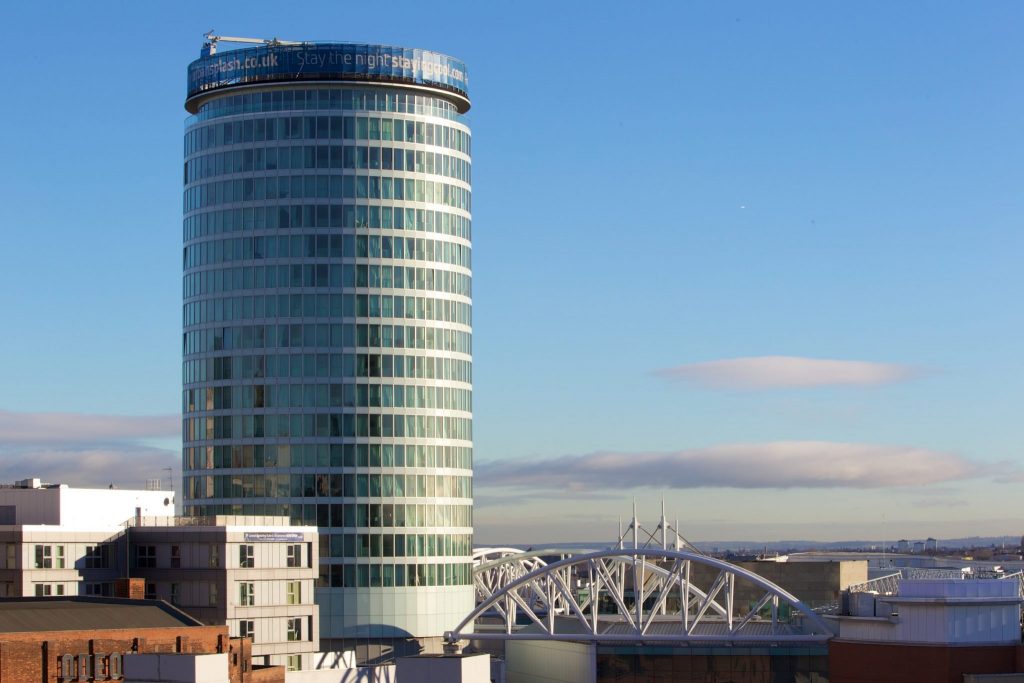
124, 514, 294, 528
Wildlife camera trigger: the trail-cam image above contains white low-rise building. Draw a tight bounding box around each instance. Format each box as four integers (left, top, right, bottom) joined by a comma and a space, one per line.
833, 578, 1022, 644
0, 479, 323, 672
128, 515, 319, 671
0, 477, 175, 528
0, 525, 123, 598
0, 478, 173, 598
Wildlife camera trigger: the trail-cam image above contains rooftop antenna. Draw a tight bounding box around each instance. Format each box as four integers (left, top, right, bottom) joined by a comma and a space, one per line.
660, 498, 667, 550
882, 513, 888, 564
632, 498, 638, 550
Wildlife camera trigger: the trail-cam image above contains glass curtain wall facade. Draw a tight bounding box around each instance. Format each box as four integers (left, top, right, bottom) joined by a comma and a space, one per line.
181, 42, 474, 648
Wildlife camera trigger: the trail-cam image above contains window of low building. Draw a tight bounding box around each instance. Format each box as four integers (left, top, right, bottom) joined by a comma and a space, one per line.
137, 545, 156, 568
34, 544, 52, 569
239, 581, 255, 606
239, 544, 254, 568
287, 617, 302, 641
209, 582, 219, 607
239, 619, 255, 641
287, 543, 303, 567
209, 544, 221, 568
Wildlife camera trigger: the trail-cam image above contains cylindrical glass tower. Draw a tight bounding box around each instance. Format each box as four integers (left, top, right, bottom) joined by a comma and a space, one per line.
181, 41, 473, 655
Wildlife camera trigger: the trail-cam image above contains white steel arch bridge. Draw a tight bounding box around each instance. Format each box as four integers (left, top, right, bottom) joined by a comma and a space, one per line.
448, 514, 834, 646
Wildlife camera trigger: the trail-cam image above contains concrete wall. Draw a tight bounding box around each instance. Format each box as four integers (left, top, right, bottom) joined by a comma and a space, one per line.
0, 488, 61, 525
689, 560, 868, 611
0, 486, 174, 528
839, 560, 870, 594
124, 652, 229, 683
313, 651, 357, 670
285, 665, 396, 683
506, 640, 595, 683
395, 654, 490, 683
286, 671, 353, 683
61, 489, 174, 528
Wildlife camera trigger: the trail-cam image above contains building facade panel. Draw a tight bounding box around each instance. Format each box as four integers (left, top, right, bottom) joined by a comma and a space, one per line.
0, 528, 123, 598
129, 517, 319, 670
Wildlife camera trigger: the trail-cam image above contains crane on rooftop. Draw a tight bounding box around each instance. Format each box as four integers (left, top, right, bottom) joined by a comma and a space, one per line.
202, 31, 303, 56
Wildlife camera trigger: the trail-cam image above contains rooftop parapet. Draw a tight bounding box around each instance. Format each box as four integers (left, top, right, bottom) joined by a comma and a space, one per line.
186, 42, 470, 114
126, 514, 303, 528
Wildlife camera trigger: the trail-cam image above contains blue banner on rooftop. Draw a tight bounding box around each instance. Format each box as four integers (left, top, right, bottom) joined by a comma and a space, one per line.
187, 43, 469, 112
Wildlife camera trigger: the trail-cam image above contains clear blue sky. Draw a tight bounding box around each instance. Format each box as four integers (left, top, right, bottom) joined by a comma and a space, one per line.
1, 1, 1021, 543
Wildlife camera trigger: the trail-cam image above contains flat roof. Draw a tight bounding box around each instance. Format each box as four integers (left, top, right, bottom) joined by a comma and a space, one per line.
0, 597, 204, 634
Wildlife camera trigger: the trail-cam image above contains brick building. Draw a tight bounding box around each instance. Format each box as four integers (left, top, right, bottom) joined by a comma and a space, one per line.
0, 596, 282, 683
0, 481, 321, 671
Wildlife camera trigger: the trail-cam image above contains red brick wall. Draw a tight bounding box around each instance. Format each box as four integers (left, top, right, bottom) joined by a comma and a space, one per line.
226, 636, 284, 683
113, 578, 146, 600
830, 641, 1024, 683
0, 625, 228, 683
250, 666, 285, 683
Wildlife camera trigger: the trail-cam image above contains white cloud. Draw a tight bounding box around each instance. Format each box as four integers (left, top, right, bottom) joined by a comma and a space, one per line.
655, 356, 918, 390
477, 441, 985, 491
0, 444, 178, 489
0, 410, 180, 489
914, 497, 969, 508
0, 410, 179, 442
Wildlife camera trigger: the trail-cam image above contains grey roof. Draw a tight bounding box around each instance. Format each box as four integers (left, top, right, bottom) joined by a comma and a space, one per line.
0, 597, 204, 634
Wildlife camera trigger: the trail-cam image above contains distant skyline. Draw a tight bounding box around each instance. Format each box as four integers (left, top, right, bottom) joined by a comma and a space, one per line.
1, 1, 1022, 542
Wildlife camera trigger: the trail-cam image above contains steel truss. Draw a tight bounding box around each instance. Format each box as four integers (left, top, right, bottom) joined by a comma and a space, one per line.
847, 572, 902, 596
447, 547, 834, 644
472, 547, 551, 607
